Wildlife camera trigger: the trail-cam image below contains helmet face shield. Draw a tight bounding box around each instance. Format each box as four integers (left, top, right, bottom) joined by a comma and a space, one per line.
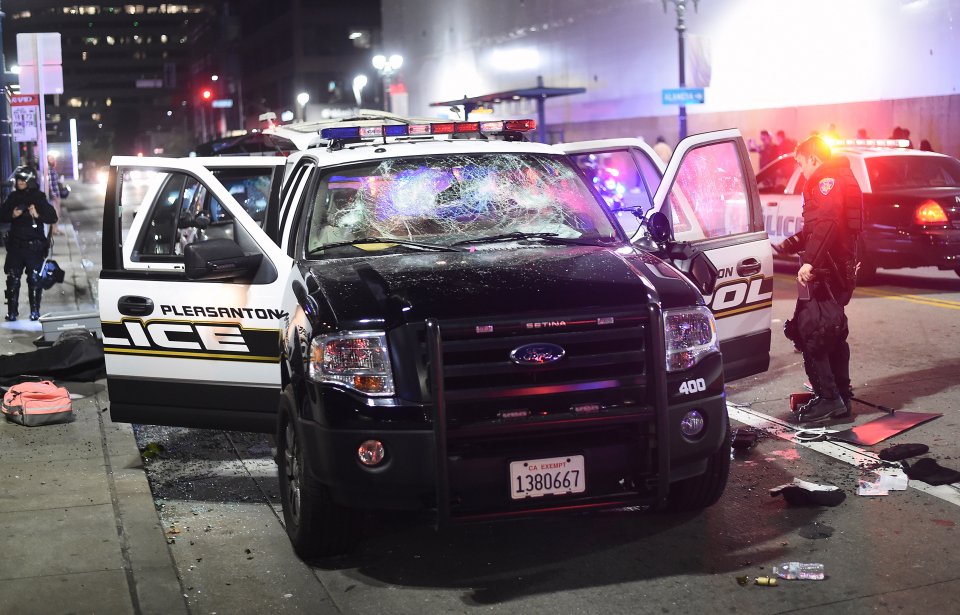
13, 166, 35, 184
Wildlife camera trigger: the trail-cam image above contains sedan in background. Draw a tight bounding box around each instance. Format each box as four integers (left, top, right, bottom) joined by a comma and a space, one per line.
758, 140, 960, 282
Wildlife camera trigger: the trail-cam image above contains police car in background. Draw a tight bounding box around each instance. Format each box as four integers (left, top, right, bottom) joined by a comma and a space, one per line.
99, 116, 772, 557
759, 139, 960, 281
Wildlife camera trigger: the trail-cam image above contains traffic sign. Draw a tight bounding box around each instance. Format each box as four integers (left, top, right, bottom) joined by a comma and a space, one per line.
212, 99, 234, 109
662, 87, 705, 105
10, 95, 39, 142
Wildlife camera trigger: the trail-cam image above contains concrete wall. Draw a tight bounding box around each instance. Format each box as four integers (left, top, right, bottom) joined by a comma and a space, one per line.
382, 0, 960, 158
555, 94, 960, 164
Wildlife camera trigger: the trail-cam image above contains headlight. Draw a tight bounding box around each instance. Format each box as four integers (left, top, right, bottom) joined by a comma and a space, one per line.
309, 331, 395, 396
663, 306, 719, 372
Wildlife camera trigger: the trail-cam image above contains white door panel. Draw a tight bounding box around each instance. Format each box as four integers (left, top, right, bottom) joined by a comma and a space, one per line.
100, 157, 293, 431
652, 130, 773, 381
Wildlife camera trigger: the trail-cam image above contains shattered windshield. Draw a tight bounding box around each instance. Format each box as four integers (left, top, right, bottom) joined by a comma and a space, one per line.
304, 153, 620, 256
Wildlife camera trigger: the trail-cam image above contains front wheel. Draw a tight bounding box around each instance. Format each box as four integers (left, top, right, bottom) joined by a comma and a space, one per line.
662, 429, 731, 513
277, 404, 357, 558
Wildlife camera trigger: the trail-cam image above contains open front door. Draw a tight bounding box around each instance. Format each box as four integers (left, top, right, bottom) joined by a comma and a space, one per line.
99, 157, 294, 432
646, 129, 773, 381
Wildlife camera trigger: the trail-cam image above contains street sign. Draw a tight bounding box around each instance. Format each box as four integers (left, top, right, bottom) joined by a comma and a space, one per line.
662, 87, 705, 105
16, 33, 64, 95
212, 99, 234, 109
10, 95, 39, 142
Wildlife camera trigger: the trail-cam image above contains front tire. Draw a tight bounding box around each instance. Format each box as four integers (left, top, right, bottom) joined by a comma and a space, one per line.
663, 429, 731, 513
277, 399, 357, 558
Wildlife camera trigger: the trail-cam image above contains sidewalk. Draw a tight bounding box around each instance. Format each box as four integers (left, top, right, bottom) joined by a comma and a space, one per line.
0, 207, 188, 614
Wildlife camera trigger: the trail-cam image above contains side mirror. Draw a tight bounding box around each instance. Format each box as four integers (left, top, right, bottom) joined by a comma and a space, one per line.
184, 238, 262, 280
647, 211, 671, 243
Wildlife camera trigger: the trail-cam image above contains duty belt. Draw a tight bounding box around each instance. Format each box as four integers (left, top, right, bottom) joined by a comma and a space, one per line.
7, 237, 47, 251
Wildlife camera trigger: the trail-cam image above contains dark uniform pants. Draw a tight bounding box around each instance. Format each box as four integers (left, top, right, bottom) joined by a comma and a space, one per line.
4, 244, 46, 315
796, 280, 852, 401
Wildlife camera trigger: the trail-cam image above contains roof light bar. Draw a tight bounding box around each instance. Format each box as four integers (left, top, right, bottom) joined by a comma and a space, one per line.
827, 137, 911, 149
319, 119, 537, 141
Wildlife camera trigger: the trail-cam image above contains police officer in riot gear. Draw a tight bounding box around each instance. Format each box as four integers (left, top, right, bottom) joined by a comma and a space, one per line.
0, 166, 59, 321
775, 135, 862, 423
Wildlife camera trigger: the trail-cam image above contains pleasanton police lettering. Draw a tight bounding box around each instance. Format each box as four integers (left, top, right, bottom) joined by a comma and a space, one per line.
160, 305, 288, 320
101, 318, 281, 362
708, 275, 773, 319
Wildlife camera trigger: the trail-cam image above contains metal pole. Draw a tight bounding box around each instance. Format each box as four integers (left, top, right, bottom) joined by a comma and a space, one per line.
676, 1, 688, 140
33, 35, 49, 199
0, 0, 12, 198
536, 75, 546, 143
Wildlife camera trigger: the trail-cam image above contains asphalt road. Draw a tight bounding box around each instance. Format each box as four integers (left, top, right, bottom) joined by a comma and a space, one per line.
66, 180, 960, 614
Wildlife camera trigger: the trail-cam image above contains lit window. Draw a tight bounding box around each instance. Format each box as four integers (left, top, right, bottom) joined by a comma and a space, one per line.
106, 36, 115, 45
84, 37, 98, 45
67, 98, 83, 108
82, 51, 88, 61
160, 34, 168, 43
91, 113, 101, 121
106, 98, 112, 107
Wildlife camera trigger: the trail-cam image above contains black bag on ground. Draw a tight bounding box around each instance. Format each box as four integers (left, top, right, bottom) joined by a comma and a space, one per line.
0, 329, 105, 385
38, 258, 65, 290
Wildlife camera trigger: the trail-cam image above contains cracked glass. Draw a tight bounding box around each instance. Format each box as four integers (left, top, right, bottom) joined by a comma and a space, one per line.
304, 153, 620, 256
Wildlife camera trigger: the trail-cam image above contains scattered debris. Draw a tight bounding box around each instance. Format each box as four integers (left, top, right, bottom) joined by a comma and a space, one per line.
858, 468, 908, 496
770, 478, 846, 507
731, 427, 760, 451
903, 458, 960, 486
141, 441, 165, 459
878, 443, 929, 462
736, 575, 750, 586
798, 523, 834, 540
754, 576, 778, 586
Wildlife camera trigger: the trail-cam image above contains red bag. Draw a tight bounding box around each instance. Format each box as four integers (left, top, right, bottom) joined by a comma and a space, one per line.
2, 381, 74, 426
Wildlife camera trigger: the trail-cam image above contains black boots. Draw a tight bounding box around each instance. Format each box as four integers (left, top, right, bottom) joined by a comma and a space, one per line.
28, 285, 42, 321
796, 396, 847, 424
4, 277, 19, 321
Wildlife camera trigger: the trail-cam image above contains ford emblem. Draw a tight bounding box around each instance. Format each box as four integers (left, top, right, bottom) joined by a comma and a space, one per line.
510, 342, 566, 365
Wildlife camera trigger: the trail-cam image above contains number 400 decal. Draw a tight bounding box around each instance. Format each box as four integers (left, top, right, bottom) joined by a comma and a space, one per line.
678, 378, 706, 395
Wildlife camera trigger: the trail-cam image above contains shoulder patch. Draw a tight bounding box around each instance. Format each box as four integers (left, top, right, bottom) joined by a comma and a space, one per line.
819, 178, 835, 196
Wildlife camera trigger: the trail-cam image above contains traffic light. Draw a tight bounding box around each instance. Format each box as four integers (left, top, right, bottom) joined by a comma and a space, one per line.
201, 88, 213, 101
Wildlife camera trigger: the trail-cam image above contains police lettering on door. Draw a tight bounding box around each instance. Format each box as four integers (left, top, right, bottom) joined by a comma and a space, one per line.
101, 304, 288, 362
708, 268, 773, 319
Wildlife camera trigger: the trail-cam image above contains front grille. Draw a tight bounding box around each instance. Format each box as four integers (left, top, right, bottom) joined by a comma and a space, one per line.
416, 312, 651, 428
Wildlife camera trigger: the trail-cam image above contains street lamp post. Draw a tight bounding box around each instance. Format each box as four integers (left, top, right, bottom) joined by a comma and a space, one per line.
372, 53, 403, 112
352, 74, 368, 107
663, 0, 698, 140
297, 92, 310, 121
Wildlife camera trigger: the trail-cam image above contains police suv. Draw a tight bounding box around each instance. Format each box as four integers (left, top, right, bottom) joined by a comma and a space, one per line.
100, 117, 773, 557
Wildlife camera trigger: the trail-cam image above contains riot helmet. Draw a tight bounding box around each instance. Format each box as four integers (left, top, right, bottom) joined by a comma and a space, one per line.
13, 166, 36, 185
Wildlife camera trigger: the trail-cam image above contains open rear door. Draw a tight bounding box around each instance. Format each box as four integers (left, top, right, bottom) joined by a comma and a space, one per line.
99, 157, 293, 432
648, 130, 773, 381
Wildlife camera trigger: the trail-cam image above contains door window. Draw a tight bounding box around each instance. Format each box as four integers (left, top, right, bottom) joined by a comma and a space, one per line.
756, 156, 798, 194
132, 171, 227, 260
569, 150, 655, 213
667, 141, 752, 242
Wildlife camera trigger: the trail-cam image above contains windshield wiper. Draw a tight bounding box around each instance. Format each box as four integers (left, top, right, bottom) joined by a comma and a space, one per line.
451, 231, 619, 247
310, 237, 461, 254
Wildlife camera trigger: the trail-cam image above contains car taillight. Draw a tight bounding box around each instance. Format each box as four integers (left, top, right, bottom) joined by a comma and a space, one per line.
915, 200, 949, 225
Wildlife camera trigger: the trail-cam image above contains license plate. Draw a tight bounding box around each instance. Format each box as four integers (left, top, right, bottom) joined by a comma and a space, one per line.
509, 455, 585, 500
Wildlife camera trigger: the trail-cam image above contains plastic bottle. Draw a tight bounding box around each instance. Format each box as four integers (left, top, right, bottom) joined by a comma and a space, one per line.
773, 562, 825, 580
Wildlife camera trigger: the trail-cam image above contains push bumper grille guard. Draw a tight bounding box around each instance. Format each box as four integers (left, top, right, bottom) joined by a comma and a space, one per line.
426, 303, 671, 527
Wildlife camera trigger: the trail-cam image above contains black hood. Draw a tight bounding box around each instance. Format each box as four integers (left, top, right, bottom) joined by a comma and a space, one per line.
301, 245, 702, 329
